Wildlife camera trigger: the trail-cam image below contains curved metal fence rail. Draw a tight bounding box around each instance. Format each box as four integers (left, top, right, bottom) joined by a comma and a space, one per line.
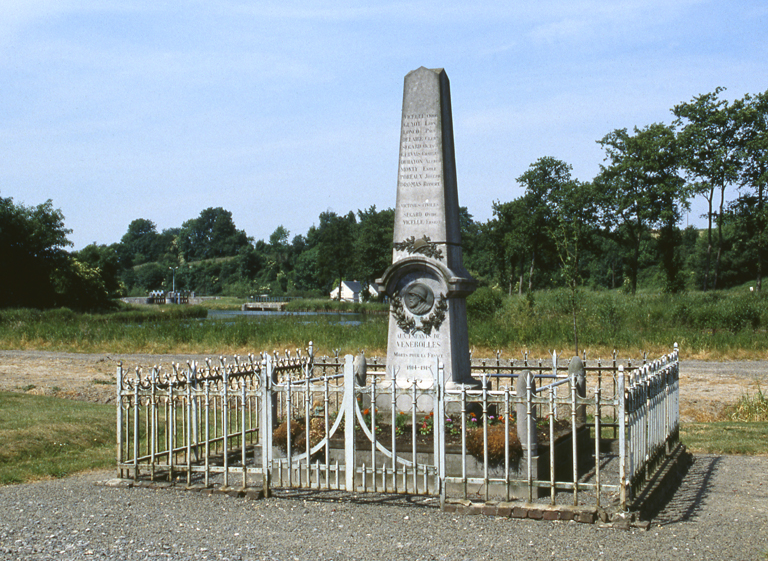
117, 344, 680, 511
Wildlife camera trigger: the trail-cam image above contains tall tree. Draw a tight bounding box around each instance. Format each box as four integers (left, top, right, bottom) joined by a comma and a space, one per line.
491, 197, 533, 295
515, 157, 569, 291
597, 124, 688, 294
673, 88, 744, 290
355, 206, 394, 296
119, 218, 160, 267
75, 244, 124, 298
266, 225, 291, 279
737, 90, 768, 292
178, 207, 250, 261
517, 157, 600, 352
315, 210, 357, 294
0, 196, 72, 308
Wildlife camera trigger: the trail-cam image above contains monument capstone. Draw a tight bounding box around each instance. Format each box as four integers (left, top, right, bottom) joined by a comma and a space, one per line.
377, 67, 478, 397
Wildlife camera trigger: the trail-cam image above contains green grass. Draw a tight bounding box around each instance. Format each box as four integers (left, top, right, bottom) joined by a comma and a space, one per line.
722, 385, 768, 422
468, 288, 768, 358
2, 289, 767, 358
0, 302, 389, 355
680, 422, 768, 455
0, 392, 115, 485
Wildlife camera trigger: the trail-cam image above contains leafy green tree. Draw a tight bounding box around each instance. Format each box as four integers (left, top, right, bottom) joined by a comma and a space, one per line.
74, 244, 124, 298
583, 232, 624, 289
515, 157, 568, 291
234, 244, 264, 282
53, 258, 111, 310
178, 207, 250, 261
462, 217, 498, 286
155, 228, 181, 264
491, 197, 533, 295
673, 88, 744, 290
119, 218, 160, 267
262, 225, 292, 291
737, 90, 768, 291
459, 207, 496, 284
0, 196, 72, 308
133, 262, 167, 292
315, 210, 357, 294
517, 157, 601, 352
355, 206, 394, 296
597, 124, 688, 293
716, 195, 766, 288
293, 245, 321, 292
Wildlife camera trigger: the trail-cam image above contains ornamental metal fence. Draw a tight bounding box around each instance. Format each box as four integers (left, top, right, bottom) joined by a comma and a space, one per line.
116, 344, 679, 512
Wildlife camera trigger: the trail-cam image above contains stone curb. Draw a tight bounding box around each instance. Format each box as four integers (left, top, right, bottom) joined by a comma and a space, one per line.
97, 479, 648, 529
441, 499, 653, 529
95, 479, 264, 501
443, 499, 598, 523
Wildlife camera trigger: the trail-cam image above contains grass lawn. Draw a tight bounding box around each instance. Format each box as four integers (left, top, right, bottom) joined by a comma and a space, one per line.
0, 392, 115, 485
680, 421, 768, 455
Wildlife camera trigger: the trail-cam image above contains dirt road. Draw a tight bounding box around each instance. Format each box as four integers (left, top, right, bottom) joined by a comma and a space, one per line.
0, 350, 765, 421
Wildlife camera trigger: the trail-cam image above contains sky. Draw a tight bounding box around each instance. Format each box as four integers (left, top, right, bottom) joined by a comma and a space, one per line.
2, 1, 767, 250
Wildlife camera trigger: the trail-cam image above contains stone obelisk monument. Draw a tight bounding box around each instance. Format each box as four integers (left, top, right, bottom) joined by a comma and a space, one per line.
377, 67, 477, 390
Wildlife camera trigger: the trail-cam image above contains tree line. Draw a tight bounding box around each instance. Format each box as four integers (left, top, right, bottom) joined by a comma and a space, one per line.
1, 87, 765, 311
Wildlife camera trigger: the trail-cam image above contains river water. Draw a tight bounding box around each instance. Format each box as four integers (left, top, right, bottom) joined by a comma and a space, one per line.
206, 309, 369, 326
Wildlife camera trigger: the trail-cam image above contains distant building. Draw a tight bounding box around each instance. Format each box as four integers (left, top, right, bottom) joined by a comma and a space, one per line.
330, 280, 379, 303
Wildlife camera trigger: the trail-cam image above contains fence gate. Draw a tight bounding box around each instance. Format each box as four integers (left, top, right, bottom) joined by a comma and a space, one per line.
117, 352, 446, 503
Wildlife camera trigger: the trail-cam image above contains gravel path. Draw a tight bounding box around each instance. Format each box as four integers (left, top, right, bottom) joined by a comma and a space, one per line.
1, 454, 766, 560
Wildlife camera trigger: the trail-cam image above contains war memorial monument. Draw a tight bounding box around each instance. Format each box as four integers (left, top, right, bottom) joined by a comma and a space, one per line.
377, 67, 479, 391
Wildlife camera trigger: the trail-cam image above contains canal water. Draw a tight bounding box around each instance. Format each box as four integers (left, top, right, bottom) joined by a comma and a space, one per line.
206, 309, 369, 326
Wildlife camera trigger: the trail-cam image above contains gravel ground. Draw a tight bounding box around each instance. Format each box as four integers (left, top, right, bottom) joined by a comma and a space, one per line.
1, 454, 767, 561
2, 351, 767, 559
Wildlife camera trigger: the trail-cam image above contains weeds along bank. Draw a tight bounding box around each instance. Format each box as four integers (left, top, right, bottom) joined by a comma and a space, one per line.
471, 288, 768, 358
0, 289, 767, 358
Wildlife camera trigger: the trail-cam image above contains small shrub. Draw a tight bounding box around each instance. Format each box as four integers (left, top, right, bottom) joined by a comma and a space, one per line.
272, 419, 305, 452
306, 417, 325, 447
273, 417, 326, 452
465, 425, 522, 465
723, 385, 768, 422
466, 286, 504, 319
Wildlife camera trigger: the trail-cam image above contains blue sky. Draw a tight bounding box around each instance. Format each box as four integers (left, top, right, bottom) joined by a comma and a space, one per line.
2, 1, 767, 250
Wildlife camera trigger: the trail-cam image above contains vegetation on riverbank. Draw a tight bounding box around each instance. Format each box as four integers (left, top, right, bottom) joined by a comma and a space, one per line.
1, 289, 766, 359
284, 298, 389, 314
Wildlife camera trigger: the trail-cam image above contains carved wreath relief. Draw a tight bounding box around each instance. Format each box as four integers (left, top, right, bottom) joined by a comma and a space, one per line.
393, 235, 444, 260
391, 282, 447, 335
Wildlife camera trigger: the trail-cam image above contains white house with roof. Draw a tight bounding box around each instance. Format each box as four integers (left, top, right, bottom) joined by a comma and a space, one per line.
330, 280, 380, 302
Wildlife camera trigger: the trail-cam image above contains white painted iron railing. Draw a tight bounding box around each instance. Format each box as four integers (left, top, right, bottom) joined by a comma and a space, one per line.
117, 344, 680, 511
